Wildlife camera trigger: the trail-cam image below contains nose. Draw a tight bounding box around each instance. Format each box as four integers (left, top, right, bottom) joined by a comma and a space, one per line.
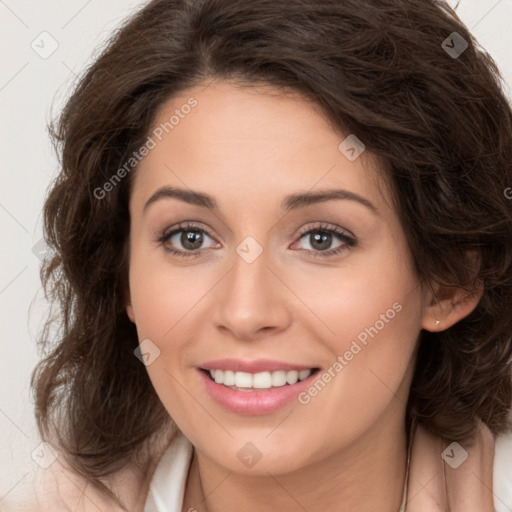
212, 242, 292, 341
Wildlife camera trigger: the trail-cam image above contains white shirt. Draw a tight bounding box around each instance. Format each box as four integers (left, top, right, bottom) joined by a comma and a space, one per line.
143, 430, 512, 512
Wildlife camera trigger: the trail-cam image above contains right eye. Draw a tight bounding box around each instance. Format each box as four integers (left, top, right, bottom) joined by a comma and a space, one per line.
157, 222, 220, 258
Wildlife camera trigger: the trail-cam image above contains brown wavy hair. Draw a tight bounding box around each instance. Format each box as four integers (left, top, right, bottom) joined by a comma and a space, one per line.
32, 0, 512, 504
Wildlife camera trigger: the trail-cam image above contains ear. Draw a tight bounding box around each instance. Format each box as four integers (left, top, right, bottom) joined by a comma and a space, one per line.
125, 287, 136, 323
126, 303, 136, 323
421, 279, 483, 333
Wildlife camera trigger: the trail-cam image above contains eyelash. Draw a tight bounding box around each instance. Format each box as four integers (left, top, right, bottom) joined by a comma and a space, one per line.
156, 221, 356, 260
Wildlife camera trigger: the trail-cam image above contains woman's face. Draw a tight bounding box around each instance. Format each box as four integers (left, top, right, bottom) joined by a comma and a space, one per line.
126, 80, 430, 475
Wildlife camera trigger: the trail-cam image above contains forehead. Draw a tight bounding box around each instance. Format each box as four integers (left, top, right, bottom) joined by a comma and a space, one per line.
131, 80, 392, 215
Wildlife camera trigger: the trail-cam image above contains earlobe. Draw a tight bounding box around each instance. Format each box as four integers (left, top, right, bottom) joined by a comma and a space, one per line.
124, 286, 136, 323
126, 303, 136, 323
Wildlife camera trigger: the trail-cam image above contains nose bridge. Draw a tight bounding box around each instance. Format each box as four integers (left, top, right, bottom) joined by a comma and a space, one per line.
212, 236, 291, 339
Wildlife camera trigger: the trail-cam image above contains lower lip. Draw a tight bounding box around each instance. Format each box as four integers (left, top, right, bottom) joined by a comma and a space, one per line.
198, 369, 317, 415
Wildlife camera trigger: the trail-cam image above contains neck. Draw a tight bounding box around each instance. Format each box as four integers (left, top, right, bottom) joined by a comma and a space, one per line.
183, 415, 409, 512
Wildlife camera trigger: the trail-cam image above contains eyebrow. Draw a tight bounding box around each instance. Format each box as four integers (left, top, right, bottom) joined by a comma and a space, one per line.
143, 186, 377, 214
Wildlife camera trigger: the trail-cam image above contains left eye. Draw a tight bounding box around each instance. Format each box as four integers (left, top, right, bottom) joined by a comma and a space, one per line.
294, 226, 355, 256
295, 229, 346, 252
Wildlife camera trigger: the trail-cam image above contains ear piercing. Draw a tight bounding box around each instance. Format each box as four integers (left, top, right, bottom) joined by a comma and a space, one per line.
435, 319, 441, 327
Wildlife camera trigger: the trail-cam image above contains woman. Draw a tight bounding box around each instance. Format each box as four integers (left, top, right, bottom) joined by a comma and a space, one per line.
18, 0, 512, 510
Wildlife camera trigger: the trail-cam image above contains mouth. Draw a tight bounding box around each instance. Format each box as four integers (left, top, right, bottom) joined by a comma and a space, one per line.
197, 360, 321, 415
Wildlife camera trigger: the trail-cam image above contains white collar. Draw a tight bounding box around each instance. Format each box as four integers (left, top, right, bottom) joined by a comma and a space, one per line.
144, 432, 194, 512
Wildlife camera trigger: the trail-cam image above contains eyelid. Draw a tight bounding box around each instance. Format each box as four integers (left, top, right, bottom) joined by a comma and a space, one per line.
159, 221, 216, 242
295, 222, 355, 242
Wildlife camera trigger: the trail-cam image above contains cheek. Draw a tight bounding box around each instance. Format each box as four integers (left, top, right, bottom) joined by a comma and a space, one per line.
323, 269, 420, 360
290, 236, 420, 357
127, 251, 209, 423
128, 246, 211, 343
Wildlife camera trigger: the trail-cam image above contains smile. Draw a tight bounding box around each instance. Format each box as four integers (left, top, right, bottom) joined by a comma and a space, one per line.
206, 368, 315, 390
197, 360, 321, 415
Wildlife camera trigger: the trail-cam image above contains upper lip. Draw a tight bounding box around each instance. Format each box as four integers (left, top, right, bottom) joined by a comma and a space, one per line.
200, 359, 317, 373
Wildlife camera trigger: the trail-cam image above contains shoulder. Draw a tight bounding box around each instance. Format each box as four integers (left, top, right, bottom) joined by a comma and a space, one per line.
494, 428, 512, 512
2, 429, 178, 512
3, 431, 189, 512
0, 459, 141, 512
406, 419, 498, 512
1, 444, 171, 512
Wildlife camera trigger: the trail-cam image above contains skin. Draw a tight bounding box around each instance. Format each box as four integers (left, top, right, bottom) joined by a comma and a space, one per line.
126, 80, 481, 512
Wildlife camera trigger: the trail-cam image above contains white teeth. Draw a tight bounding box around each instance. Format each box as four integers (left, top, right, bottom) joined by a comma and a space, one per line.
271, 370, 287, 387
299, 369, 311, 381
253, 372, 272, 389
234, 371, 253, 388
223, 370, 236, 386
206, 368, 313, 389
286, 370, 299, 385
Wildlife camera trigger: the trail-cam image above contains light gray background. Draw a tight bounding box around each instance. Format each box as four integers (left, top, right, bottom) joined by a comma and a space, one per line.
1, 0, 511, 505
